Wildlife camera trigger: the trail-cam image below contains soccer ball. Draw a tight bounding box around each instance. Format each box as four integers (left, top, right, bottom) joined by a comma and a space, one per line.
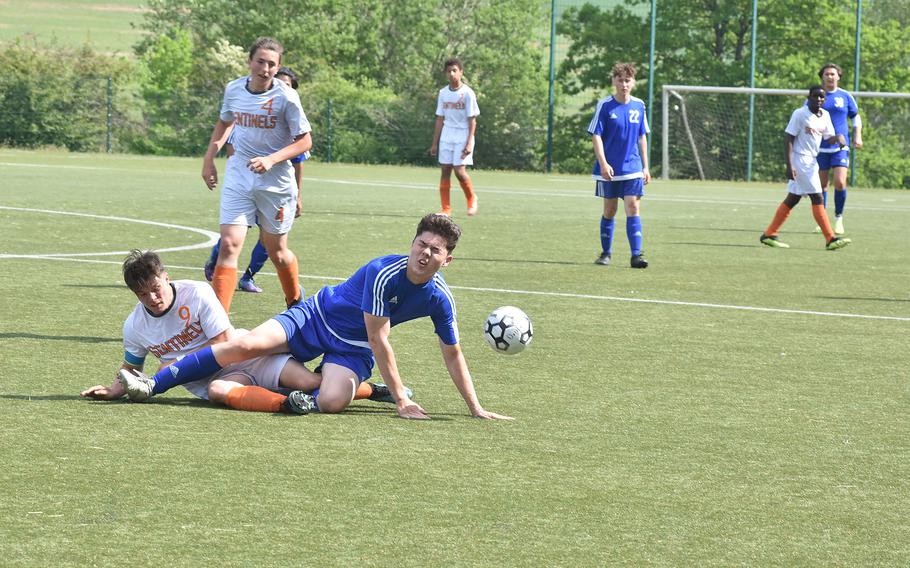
483, 306, 533, 355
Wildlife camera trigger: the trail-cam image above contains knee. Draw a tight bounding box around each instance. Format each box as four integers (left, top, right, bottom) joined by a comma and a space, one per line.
207, 380, 231, 403
315, 393, 349, 414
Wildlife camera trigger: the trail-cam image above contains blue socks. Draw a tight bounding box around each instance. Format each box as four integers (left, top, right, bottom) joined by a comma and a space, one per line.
834, 188, 847, 216
600, 217, 614, 256
626, 216, 643, 257
151, 347, 223, 394
208, 239, 221, 265
244, 239, 269, 280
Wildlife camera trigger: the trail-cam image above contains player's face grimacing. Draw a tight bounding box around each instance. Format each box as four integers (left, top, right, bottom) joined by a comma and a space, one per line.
248, 48, 281, 92
133, 274, 174, 316
446, 65, 463, 89
407, 231, 453, 284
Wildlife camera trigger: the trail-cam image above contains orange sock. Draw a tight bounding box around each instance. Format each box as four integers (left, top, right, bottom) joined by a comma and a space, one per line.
439, 179, 451, 214
459, 178, 476, 204
224, 385, 286, 413
212, 265, 238, 313
276, 256, 301, 306
764, 202, 793, 237
811, 204, 834, 241
354, 381, 373, 400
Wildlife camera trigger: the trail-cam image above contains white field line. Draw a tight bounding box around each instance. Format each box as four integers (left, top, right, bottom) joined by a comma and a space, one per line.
3, 161, 910, 212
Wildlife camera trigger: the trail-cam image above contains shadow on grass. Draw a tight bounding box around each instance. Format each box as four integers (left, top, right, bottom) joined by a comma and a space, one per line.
670, 226, 822, 235
306, 210, 421, 219
62, 283, 127, 289
818, 295, 910, 303
671, 241, 757, 249
457, 256, 590, 266
0, 332, 119, 343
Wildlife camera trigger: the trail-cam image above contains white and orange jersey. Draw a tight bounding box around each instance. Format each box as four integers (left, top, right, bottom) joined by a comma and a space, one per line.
219, 76, 311, 161
122, 280, 232, 367
785, 106, 835, 157
435, 84, 479, 143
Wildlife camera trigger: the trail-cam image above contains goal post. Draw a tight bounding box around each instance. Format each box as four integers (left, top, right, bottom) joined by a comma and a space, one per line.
661, 85, 910, 188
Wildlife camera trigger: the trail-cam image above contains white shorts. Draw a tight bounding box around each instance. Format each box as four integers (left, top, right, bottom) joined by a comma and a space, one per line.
220, 155, 297, 234
438, 129, 473, 166
182, 353, 292, 400
787, 153, 823, 195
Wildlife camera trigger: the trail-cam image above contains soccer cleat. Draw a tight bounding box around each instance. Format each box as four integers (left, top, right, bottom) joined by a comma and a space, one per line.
594, 253, 611, 266
467, 197, 478, 216
760, 234, 790, 248
834, 216, 845, 235
118, 369, 155, 402
282, 391, 317, 415
826, 236, 852, 251
238, 277, 263, 293
630, 255, 649, 269
367, 382, 413, 404
204, 261, 215, 282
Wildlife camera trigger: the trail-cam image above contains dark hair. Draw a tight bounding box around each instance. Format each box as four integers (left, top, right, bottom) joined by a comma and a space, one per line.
444, 58, 463, 72
808, 84, 826, 97
248, 37, 283, 61
123, 249, 165, 292
818, 63, 843, 79
612, 62, 637, 79
276, 66, 299, 89
415, 214, 461, 252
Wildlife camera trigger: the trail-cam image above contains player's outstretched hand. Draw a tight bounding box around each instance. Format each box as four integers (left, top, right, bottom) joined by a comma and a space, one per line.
80, 384, 125, 400
472, 408, 514, 421
397, 400, 430, 420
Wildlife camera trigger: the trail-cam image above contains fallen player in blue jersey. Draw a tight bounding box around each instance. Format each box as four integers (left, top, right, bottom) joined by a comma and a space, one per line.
120, 214, 512, 421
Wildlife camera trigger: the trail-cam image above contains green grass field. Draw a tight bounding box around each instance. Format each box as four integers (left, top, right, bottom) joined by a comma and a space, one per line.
1, 148, 908, 567
0, 1, 147, 54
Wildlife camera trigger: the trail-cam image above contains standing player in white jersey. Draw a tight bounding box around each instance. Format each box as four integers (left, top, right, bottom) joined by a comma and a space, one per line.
81, 251, 395, 411
119, 215, 511, 421
429, 58, 480, 217
588, 62, 651, 269
760, 86, 851, 250
201, 37, 312, 314
816, 63, 862, 235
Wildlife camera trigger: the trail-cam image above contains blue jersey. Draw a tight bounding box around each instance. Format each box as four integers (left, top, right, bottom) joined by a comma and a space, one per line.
818, 88, 858, 152
313, 255, 459, 347
587, 96, 649, 181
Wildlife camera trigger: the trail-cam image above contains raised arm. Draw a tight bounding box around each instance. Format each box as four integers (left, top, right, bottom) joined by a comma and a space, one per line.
364, 313, 429, 419
439, 340, 513, 420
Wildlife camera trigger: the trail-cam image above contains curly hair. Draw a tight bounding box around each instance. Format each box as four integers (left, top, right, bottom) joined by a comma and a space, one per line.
122, 249, 165, 292
415, 214, 462, 252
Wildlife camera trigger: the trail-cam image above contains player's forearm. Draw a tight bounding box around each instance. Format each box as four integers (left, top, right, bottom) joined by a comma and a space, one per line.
369, 336, 409, 401
269, 133, 312, 164
441, 344, 483, 414
638, 135, 649, 170
592, 135, 608, 170
204, 120, 232, 160
431, 117, 444, 144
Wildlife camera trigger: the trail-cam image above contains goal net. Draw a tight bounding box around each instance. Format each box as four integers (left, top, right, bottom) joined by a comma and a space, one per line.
660, 85, 910, 189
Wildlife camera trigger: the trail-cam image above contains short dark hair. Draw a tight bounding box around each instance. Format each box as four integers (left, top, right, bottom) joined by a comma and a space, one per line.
808, 84, 826, 97
818, 63, 843, 79
123, 250, 165, 292
276, 66, 298, 89
415, 214, 461, 252
612, 62, 637, 80
248, 37, 283, 61
444, 58, 463, 72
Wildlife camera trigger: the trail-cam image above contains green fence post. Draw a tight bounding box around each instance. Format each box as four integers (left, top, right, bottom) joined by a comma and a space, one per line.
107, 77, 113, 153
545, 0, 557, 172
326, 98, 333, 164
851, 0, 862, 187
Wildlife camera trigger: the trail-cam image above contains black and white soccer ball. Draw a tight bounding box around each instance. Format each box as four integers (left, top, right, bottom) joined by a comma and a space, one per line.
483, 306, 533, 355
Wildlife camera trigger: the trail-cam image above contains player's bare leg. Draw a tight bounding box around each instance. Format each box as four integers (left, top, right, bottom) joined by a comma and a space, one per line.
260, 229, 301, 307
311, 362, 360, 414
454, 165, 477, 216
831, 166, 848, 234
213, 223, 247, 312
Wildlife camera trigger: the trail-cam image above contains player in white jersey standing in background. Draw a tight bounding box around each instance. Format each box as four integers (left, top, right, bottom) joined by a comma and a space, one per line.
588, 62, 651, 269
816, 63, 862, 235
201, 37, 312, 313
760, 86, 851, 250
429, 58, 480, 217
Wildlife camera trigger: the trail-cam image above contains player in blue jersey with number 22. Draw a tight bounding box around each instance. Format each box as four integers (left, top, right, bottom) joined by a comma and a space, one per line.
588, 62, 651, 269
119, 214, 513, 421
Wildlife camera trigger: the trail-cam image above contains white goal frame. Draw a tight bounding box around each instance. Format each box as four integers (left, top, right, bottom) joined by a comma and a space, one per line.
661, 84, 910, 180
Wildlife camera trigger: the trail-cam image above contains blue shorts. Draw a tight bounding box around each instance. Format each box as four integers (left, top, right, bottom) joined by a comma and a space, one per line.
595, 178, 644, 199
273, 297, 374, 382
290, 151, 311, 164
817, 150, 850, 170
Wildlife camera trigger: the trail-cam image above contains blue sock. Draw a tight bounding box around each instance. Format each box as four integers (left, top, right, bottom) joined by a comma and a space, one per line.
600, 217, 615, 256
822, 190, 828, 208
626, 216, 643, 257
309, 387, 321, 411
151, 347, 222, 394
834, 189, 847, 216
208, 239, 221, 265
244, 239, 269, 280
